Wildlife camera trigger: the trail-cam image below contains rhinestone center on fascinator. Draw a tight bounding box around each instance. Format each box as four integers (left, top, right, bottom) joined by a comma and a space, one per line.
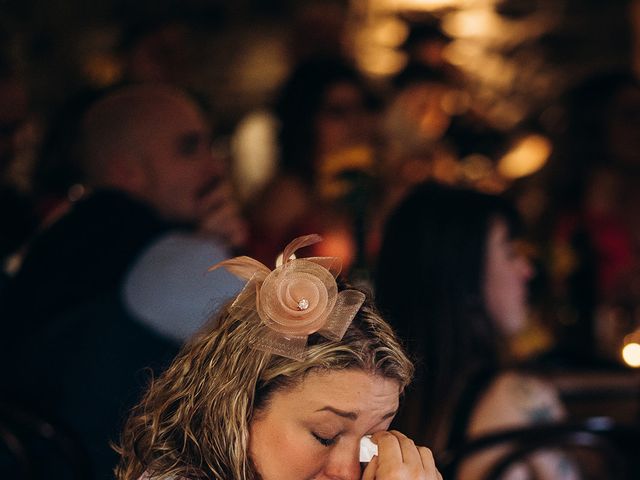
209, 234, 366, 360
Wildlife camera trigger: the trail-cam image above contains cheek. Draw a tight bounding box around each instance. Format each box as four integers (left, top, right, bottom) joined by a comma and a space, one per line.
486, 266, 528, 335
168, 175, 202, 210
484, 265, 500, 302
485, 267, 510, 314
249, 419, 326, 480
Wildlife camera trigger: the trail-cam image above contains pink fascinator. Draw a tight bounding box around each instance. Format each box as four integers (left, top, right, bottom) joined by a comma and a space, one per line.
209, 234, 366, 360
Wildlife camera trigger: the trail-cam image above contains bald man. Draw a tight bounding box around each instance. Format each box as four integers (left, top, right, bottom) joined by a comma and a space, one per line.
80, 84, 245, 240
1, 83, 246, 337
0, 84, 247, 478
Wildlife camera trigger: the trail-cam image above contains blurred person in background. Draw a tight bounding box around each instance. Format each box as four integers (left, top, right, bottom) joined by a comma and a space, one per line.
545, 70, 640, 366
373, 65, 461, 257
0, 83, 246, 478
1, 83, 246, 340
372, 62, 509, 262
230, 0, 352, 205
375, 182, 577, 480
246, 56, 381, 273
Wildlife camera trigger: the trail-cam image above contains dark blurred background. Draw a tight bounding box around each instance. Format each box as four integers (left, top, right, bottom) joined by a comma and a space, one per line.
0, 1, 639, 477
0, 0, 635, 129
0, 0, 638, 362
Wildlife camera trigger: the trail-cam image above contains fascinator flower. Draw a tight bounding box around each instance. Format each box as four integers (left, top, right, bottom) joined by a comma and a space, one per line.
209, 234, 365, 360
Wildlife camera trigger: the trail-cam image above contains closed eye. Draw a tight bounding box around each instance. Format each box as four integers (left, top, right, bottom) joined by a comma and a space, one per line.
312, 432, 338, 447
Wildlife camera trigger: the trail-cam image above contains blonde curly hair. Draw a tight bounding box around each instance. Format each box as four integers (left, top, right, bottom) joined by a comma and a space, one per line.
114, 287, 413, 480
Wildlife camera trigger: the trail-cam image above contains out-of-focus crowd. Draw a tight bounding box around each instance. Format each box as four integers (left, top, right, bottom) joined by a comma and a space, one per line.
0, 3, 639, 479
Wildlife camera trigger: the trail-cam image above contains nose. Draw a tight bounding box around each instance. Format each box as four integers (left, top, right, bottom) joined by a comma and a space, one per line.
323, 442, 362, 480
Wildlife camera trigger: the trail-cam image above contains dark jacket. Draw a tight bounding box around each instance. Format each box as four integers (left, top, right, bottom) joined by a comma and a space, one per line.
1, 189, 173, 345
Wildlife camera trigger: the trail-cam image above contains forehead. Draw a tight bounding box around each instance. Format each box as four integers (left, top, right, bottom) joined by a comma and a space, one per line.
145, 93, 208, 131
97, 89, 205, 144
276, 369, 400, 414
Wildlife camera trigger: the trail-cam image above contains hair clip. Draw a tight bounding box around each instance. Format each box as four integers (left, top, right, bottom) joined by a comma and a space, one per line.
209, 234, 365, 360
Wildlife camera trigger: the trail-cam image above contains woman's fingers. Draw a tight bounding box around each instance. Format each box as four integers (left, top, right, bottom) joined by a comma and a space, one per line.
361, 454, 379, 480
418, 446, 441, 479
391, 430, 422, 465
370, 431, 442, 480
372, 431, 403, 462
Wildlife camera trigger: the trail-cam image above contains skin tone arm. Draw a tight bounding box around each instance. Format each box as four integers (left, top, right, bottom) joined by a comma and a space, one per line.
461, 372, 579, 480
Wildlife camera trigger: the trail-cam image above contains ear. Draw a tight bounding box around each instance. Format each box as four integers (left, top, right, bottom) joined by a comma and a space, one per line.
102, 152, 151, 195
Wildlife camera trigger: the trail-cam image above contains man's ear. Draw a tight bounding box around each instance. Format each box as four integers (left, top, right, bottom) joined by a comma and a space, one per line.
104, 152, 151, 195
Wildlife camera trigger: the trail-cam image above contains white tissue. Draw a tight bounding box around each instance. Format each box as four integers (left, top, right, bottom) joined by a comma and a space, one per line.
359, 435, 378, 462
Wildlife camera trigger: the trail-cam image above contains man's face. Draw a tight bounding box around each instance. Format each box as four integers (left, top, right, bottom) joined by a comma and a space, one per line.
137, 95, 223, 225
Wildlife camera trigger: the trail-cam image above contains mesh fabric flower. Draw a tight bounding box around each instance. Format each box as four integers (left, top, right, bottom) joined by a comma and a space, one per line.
209, 234, 365, 360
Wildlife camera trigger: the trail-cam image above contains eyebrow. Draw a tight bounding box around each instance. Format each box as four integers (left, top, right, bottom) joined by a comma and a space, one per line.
315, 406, 397, 421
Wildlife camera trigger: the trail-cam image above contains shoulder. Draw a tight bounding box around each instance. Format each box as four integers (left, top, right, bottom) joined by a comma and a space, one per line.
467, 371, 566, 437
486, 371, 563, 412
31, 190, 167, 254
123, 231, 244, 342
460, 372, 580, 480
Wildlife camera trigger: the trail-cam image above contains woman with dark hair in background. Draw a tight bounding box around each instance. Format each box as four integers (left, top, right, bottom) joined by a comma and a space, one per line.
246, 57, 380, 271
375, 182, 577, 479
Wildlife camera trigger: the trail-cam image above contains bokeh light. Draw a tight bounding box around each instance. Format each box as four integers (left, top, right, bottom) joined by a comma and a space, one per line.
622, 342, 640, 368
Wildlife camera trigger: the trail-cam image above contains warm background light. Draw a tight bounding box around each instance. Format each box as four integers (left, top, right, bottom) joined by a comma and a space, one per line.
622, 342, 640, 368
378, 0, 469, 11
356, 44, 408, 76
370, 17, 410, 47
442, 9, 501, 39
498, 133, 552, 179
